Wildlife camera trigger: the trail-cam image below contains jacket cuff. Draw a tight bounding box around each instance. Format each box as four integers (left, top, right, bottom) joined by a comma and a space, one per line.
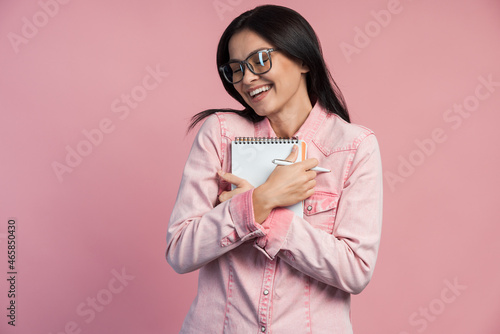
254, 207, 294, 260
229, 189, 266, 241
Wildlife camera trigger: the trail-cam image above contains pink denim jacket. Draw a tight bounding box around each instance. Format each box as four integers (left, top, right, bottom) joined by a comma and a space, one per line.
166, 103, 383, 333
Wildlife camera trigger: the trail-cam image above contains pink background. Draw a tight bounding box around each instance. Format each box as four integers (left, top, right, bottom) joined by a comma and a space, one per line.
1, 0, 500, 333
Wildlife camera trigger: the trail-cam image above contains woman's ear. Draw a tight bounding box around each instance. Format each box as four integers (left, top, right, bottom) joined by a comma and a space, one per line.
300, 61, 310, 74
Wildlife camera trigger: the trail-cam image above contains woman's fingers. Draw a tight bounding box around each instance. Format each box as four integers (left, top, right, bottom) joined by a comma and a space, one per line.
218, 186, 252, 203
218, 171, 246, 187
283, 144, 299, 163
218, 171, 254, 203
219, 190, 238, 203
298, 158, 319, 171
305, 170, 317, 180
306, 178, 316, 191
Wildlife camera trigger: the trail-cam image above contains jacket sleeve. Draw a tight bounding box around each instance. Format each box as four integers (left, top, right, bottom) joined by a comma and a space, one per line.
253, 133, 383, 294
166, 114, 266, 274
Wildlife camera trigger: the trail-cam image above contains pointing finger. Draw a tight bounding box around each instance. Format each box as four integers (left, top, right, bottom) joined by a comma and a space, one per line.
218, 171, 251, 188
298, 158, 319, 170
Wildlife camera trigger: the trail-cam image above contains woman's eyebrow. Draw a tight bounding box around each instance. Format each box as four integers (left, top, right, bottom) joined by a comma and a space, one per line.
228, 47, 272, 62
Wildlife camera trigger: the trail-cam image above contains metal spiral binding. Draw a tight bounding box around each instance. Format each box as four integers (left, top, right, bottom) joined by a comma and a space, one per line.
234, 137, 299, 144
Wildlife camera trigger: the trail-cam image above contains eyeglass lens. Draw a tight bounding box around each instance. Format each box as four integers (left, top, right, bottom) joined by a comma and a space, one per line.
224, 50, 271, 83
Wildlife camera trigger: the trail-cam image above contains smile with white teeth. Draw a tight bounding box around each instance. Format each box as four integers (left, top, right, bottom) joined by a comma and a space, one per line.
249, 85, 272, 97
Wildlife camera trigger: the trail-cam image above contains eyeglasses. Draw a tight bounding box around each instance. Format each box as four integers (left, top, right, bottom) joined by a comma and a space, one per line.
219, 48, 277, 84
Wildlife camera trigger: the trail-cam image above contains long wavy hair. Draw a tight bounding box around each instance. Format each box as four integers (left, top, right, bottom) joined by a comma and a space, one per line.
188, 4, 350, 131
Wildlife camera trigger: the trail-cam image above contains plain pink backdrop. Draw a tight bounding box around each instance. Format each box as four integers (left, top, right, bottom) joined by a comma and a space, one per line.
1, 0, 499, 333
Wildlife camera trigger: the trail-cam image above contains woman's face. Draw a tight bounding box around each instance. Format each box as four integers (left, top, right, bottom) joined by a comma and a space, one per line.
228, 29, 310, 118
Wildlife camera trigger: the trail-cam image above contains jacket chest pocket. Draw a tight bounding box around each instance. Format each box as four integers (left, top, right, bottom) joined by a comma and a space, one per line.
303, 191, 339, 234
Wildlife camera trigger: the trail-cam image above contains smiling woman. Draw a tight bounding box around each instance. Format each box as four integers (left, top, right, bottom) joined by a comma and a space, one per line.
166, 4, 383, 334
227, 30, 312, 138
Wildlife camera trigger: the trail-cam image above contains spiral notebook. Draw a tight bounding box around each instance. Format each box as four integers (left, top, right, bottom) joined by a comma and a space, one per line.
231, 137, 307, 217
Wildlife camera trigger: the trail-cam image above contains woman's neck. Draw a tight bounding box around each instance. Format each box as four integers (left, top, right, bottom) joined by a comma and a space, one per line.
267, 102, 312, 138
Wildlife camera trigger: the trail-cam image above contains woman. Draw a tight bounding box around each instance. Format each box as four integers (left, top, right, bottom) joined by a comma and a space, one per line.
166, 5, 383, 333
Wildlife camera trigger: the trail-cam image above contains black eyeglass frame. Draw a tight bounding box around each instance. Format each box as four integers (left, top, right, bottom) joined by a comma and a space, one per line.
219, 48, 277, 84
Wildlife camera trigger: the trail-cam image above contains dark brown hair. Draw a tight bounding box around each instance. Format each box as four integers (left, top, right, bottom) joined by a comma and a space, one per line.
189, 4, 349, 131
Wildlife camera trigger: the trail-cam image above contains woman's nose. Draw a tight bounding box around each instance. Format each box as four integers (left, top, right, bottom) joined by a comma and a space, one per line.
242, 66, 259, 84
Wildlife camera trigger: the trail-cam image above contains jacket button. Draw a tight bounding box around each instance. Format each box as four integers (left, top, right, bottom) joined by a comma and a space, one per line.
307, 205, 313, 211
261, 326, 266, 332
263, 289, 269, 295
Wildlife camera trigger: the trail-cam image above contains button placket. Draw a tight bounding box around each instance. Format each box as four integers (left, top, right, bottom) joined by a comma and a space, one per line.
258, 259, 276, 333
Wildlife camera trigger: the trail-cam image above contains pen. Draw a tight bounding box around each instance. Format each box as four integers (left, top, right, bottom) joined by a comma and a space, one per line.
272, 159, 331, 173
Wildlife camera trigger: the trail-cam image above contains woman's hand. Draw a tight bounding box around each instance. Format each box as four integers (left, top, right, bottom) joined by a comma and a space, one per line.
253, 145, 318, 223
218, 171, 254, 203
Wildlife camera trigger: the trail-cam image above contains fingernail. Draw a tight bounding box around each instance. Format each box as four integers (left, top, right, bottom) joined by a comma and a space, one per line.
217, 170, 225, 176
292, 145, 297, 152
